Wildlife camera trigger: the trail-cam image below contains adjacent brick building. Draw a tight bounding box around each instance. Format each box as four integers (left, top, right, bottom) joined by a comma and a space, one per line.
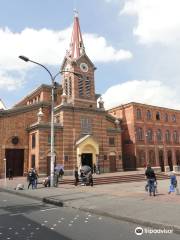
0, 13, 122, 178
109, 102, 180, 172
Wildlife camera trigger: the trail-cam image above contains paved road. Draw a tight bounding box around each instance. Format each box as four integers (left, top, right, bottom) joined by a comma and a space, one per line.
0, 191, 180, 240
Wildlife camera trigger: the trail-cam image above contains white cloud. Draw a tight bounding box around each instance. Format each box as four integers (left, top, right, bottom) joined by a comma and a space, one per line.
0, 70, 25, 91
0, 26, 132, 90
102, 80, 180, 110
121, 0, 180, 45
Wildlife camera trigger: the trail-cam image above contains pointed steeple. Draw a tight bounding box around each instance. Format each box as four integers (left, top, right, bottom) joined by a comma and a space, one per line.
68, 10, 85, 59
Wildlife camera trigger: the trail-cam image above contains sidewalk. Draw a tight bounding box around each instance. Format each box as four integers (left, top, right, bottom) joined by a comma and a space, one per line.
0, 173, 180, 234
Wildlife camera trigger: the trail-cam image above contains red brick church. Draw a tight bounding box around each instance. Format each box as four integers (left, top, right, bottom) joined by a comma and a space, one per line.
0, 13, 122, 177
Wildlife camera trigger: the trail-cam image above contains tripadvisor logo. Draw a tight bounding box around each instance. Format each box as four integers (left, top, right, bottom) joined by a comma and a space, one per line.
135, 227, 143, 236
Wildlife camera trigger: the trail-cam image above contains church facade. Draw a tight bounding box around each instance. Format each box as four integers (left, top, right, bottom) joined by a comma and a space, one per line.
0, 14, 122, 177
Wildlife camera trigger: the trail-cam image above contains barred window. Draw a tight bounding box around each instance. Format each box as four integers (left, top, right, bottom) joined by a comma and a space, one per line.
85, 77, 91, 97
165, 130, 171, 143
80, 117, 92, 134
164, 113, 168, 122
136, 108, 142, 120
146, 129, 153, 142
69, 77, 72, 96
78, 78, 83, 96
136, 127, 143, 141
157, 129, 162, 142
64, 79, 68, 95
147, 110, 152, 120
173, 130, 179, 143
172, 114, 176, 122
156, 112, 161, 120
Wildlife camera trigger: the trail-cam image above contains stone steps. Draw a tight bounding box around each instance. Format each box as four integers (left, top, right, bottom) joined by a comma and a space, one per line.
60, 173, 169, 186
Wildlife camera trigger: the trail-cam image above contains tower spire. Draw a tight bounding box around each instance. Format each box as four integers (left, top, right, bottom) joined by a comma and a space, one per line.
68, 11, 85, 59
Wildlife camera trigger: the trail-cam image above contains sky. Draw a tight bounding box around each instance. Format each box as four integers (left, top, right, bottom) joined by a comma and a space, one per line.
0, 0, 180, 110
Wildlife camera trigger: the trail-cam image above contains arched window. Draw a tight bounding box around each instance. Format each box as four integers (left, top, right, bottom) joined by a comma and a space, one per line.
136, 127, 143, 141
173, 130, 179, 143
148, 150, 156, 166
172, 114, 176, 122
157, 129, 162, 142
147, 110, 152, 120
164, 113, 168, 122
156, 112, 161, 120
165, 130, 171, 143
136, 108, 142, 120
146, 129, 153, 143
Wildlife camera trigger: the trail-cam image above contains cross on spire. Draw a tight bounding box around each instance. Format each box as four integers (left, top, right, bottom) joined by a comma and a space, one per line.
68, 11, 85, 59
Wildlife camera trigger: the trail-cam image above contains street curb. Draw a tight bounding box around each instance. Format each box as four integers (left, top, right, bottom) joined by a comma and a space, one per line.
42, 197, 63, 207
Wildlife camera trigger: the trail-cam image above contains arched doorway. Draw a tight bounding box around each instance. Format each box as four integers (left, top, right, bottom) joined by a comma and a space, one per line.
137, 150, 145, 167
109, 152, 116, 172
159, 150, 165, 172
167, 150, 173, 171
148, 150, 156, 166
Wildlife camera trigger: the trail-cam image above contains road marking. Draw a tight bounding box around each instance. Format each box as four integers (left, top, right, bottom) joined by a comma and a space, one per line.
10, 213, 24, 216
40, 207, 58, 212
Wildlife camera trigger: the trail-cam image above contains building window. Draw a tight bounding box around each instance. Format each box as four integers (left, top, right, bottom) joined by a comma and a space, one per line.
156, 112, 161, 120
164, 113, 168, 122
31, 155, 35, 168
80, 117, 92, 134
136, 108, 142, 120
85, 77, 91, 97
138, 151, 145, 167
146, 129, 153, 143
64, 155, 69, 161
64, 79, 68, 95
55, 115, 60, 123
69, 77, 72, 96
173, 130, 179, 143
148, 150, 156, 166
172, 114, 176, 122
165, 130, 171, 143
136, 127, 143, 141
147, 110, 152, 120
156, 129, 162, 142
78, 77, 83, 96
32, 134, 36, 148
109, 137, 115, 146
48, 135, 56, 144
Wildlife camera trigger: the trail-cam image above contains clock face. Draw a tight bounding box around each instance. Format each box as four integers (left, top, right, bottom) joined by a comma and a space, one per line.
80, 62, 88, 72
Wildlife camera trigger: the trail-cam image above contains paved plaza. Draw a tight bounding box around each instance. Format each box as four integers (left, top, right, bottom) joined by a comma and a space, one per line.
0, 172, 180, 234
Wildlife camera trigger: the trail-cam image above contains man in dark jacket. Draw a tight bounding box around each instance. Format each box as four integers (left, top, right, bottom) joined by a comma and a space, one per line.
145, 165, 157, 196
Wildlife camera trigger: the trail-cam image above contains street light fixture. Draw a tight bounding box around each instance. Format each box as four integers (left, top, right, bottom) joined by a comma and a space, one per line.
19, 55, 79, 187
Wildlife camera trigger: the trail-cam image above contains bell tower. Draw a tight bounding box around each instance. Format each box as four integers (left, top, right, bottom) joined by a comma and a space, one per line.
61, 11, 97, 108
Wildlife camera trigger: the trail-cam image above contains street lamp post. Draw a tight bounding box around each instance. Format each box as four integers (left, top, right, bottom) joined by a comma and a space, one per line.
19, 55, 79, 187
4, 158, 6, 187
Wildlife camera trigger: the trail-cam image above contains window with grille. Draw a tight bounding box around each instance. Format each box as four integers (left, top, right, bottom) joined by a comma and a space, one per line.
157, 129, 162, 142
136, 108, 142, 120
64, 79, 68, 95
172, 114, 176, 122
136, 127, 143, 141
69, 77, 72, 96
80, 117, 92, 134
165, 130, 171, 143
147, 110, 152, 120
173, 130, 179, 143
164, 113, 168, 122
146, 129, 153, 142
156, 112, 161, 120
78, 78, 83, 96
85, 77, 90, 97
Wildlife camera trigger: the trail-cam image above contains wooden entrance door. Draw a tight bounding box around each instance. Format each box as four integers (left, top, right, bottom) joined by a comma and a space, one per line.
109, 156, 116, 172
5, 149, 24, 177
81, 153, 93, 168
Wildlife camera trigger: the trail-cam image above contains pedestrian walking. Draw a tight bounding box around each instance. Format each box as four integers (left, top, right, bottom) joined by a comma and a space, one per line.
8, 168, 13, 180
33, 169, 38, 189
54, 170, 59, 187
145, 165, 157, 196
28, 169, 35, 189
74, 167, 79, 186
168, 171, 179, 194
